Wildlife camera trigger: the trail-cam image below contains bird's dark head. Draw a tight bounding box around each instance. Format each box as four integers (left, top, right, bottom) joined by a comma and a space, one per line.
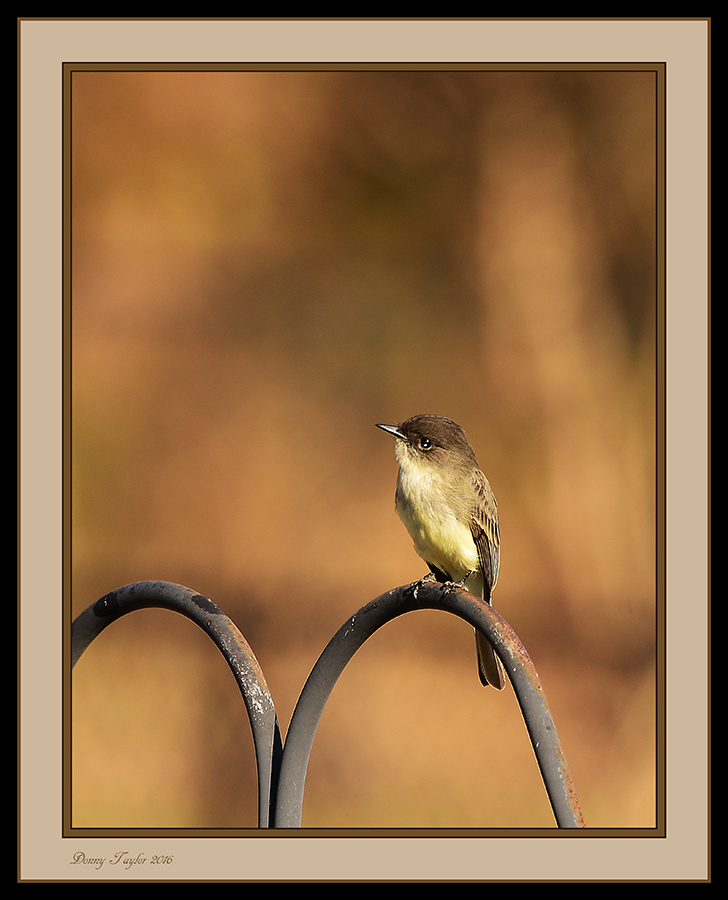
376, 415, 478, 470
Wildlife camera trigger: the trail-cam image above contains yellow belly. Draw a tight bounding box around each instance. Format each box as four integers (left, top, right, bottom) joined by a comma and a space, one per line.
395, 468, 479, 583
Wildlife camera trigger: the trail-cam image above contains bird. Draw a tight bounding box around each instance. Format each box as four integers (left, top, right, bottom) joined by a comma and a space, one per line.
377, 414, 505, 690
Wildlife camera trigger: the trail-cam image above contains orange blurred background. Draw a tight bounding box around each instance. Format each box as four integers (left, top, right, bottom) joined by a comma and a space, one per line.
70, 68, 657, 829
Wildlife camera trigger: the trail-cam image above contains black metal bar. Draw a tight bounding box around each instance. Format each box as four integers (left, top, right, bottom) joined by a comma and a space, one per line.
274, 581, 584, 828
71, 581, 283, 828
73, 580, 584, 829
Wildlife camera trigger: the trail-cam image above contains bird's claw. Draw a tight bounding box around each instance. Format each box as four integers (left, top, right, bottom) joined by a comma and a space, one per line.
411, 571, 437, 600
445, 570, 476, 594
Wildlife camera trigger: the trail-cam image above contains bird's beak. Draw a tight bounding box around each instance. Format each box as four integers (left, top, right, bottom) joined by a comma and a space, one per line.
376, 423, 404, 439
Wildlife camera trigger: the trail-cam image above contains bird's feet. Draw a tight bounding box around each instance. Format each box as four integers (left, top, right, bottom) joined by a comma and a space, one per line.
445, 570, 476, 593
410, 571, 437, 600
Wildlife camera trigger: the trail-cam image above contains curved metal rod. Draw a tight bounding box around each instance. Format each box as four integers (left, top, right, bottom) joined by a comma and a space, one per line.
71, 581, 283, 828
275, 580, 585, 828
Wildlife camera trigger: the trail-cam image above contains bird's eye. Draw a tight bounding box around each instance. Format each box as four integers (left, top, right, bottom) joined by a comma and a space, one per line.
420, 437, 432, 450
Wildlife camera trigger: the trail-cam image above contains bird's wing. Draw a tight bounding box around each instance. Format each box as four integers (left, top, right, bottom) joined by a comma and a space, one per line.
469, 470, 500, 601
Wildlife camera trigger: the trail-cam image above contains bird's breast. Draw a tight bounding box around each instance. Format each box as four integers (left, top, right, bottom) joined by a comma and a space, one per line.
395, 466, 479, 582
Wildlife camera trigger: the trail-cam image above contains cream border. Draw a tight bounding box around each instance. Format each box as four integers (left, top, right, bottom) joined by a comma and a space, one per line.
18, 18, 709, 882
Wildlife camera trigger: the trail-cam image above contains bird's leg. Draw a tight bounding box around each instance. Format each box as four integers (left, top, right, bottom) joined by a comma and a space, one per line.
426, 564, 449, 583
410, 570, 437, 600
454, 569, 476, 588
446, 569, 476, 593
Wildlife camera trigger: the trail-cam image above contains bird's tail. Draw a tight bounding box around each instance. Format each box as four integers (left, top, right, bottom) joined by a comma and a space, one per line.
475, 629, 506, 690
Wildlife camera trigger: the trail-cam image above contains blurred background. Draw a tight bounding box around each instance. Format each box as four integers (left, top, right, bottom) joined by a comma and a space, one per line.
70, 68, 657, 829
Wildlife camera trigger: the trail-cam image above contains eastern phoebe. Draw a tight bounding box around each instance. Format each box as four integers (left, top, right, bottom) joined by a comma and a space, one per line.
377, 414, 505, 690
